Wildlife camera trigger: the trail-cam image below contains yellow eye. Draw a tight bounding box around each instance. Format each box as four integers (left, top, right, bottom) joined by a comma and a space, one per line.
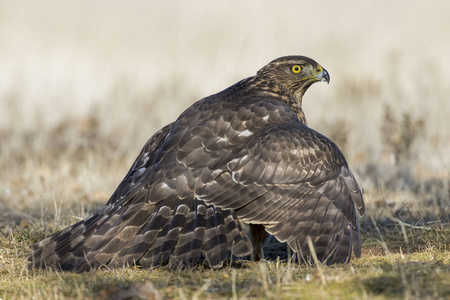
292, 65, 302, 73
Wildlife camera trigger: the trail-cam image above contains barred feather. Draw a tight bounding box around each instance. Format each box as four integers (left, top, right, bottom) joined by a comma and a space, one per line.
29, 55, 364, 271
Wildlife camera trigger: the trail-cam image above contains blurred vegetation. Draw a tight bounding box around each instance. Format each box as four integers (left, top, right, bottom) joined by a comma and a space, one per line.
381, 106, 425, 165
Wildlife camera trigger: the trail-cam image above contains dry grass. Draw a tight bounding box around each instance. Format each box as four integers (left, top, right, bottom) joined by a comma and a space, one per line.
2, 222, 450, 299
1, 1, 450, 299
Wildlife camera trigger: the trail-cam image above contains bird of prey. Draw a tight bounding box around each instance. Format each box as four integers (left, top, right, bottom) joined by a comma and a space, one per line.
29, 56, 365, 272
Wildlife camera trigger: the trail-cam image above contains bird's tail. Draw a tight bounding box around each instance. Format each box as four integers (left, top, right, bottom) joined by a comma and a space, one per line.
28, 196, 253, 272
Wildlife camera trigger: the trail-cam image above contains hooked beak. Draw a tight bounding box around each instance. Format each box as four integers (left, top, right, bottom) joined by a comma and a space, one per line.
316, 66, 330, 84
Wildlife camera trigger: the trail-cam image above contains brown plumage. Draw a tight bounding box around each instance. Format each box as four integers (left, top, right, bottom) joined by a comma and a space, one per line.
29, 56, 365, 272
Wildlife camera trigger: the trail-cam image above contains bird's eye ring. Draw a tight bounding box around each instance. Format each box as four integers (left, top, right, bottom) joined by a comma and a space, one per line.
292, 65, 302, 74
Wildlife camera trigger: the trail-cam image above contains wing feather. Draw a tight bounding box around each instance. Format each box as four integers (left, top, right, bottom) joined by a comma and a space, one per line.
189, 120, 364, 263
29, 93, 363, 270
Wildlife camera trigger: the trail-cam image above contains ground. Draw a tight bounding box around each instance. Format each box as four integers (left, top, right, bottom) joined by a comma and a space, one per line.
1, 214, 450, 299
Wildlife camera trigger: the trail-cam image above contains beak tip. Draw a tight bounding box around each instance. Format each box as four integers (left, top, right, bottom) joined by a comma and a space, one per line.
324, 69, 330, 84
318, 68, 330, 84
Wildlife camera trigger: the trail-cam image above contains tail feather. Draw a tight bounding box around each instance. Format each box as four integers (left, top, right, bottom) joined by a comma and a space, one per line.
114, 207, 176, 265
29, 195, 253, 271
202, 206, 228, 268
166, 199, 206, 267
137, 202, 188, 267
58, 204, 134, 271
223, 212, 252, 255
29, 205, 117, 270
73, 203, 156, 271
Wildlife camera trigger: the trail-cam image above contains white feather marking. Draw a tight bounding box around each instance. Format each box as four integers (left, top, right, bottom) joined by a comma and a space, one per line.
231, 172, 240, 183
135, 167, 146, 176
238, 129, 253, 137
262, 115, 269, 122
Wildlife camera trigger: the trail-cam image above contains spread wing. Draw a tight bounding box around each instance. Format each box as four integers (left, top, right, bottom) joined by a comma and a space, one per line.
29, 107, 256, 271
147, 97, 364, 262
29, 96, 364, 271
183, 120, 365, 263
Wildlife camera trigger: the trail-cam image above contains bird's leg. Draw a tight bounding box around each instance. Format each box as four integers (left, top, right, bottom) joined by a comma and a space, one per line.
249, 224, 268, 261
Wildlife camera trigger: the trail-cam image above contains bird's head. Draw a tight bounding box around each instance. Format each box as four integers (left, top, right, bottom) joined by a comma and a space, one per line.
256, 56, 330, 103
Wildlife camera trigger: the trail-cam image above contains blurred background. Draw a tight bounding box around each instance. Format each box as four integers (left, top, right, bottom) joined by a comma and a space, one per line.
1, 0, 449, 224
